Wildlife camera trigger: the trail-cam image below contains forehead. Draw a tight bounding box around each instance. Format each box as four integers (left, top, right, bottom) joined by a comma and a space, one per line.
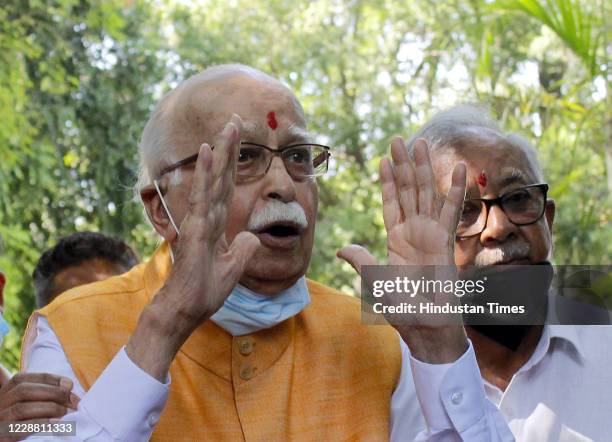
431, 132, 541, 192
51, 258, 125, 291
168, 76, 307, 152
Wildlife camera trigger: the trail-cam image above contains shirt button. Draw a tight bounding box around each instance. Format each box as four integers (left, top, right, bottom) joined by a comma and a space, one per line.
239, 340, 254, 356
240, 365, 256, 380
451, 391, 463, 405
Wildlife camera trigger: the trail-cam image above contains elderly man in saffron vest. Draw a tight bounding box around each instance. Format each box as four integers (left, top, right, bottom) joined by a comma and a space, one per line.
19, 66, 514, 441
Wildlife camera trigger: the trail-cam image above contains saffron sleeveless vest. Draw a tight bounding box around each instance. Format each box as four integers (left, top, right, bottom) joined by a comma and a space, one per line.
24, 243, 402, 441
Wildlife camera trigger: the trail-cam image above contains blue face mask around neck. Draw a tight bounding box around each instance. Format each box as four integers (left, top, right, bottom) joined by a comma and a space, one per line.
210, 276, 311, 336
168, 248, 310, 336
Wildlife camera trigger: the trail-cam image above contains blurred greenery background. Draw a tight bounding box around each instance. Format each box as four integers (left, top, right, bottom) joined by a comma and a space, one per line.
0, 0, 610, 370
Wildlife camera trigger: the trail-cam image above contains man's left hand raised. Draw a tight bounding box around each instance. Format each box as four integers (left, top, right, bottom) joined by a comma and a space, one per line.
338, 137, 469, 364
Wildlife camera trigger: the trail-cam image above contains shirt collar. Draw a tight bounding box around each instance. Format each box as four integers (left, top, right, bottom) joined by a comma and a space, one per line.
546, 324, 584, 358
542, 290, 587, 361
524, 324, 585, 374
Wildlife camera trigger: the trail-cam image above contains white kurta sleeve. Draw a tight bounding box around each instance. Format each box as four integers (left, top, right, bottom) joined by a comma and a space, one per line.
23, 316, 170, 441
391, 338, 515, 441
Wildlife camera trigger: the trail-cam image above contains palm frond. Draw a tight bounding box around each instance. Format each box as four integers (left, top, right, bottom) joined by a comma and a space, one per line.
491, 0, 600, 76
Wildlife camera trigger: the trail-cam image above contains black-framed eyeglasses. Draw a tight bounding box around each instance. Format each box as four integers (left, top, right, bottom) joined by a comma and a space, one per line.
457, 183, 549, 238
159, 142, 331, 181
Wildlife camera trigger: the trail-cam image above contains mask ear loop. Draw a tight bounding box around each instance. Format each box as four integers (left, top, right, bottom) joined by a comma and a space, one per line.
153, 179, 181, 237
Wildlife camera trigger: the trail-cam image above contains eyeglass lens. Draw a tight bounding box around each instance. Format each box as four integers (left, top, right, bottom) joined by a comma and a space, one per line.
237, 144, 328, 178
457, 186, 546, 237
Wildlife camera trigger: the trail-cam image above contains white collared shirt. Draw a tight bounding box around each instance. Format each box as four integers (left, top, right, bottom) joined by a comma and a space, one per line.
391, 324, 612, 441
485, 325, 610, 441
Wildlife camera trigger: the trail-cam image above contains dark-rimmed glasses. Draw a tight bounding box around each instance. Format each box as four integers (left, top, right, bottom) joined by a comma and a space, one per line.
457, 183, 549, 238
159, 142, 331, 181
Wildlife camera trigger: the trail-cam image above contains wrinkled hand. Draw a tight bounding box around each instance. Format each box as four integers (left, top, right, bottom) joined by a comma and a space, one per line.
127, 114, 261, 381
338, 138, 469, 363
0, 373, 79, 441
161, 114, 261, 323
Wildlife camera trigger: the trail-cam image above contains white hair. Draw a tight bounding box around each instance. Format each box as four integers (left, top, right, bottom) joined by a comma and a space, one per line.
136, 88, 183, 198
406, 104, 545, 181
474, 238, 531, 267
247, 200, 308, 232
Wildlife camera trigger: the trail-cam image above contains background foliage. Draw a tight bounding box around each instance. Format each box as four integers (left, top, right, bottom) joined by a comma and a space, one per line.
0, 0, 610, 370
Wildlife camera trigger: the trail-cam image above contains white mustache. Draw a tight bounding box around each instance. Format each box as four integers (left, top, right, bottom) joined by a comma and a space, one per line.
474, 240, 531, 267
248, 200, 308, 232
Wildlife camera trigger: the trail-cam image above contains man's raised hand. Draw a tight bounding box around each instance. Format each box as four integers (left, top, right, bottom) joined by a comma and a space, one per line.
165, 114, 261, 323
127, 114, 260, 381
338, 137, 469, 363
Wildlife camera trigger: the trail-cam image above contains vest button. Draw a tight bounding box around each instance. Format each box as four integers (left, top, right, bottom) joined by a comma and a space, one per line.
240, 365, 256, 380
239, 340, 254, 356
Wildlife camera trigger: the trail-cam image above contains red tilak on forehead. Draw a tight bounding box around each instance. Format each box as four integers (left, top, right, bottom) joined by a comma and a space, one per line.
266, 111, 278, 130
477, 171, 487, 187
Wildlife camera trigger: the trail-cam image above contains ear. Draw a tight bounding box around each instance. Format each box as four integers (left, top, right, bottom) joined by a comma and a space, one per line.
0, 272, 5, 308
140, 180, 179, 244
544, 198, 555, 234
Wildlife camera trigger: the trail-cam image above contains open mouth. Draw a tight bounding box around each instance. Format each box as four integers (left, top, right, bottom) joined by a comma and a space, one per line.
260, 223, 300, 237
254, 222, 302, 249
